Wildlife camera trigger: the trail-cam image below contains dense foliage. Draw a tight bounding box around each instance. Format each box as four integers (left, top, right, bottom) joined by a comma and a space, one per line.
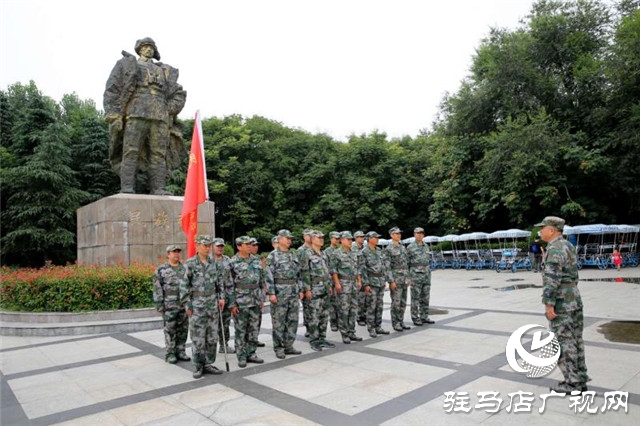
1, 0, 638, 267
0, 264, 155, 312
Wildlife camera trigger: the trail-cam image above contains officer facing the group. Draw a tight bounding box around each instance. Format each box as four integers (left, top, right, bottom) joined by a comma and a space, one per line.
407, 227, 435, 326
181, 235, 225, 378
536, 216, 590, 393
153, 245, 190, 364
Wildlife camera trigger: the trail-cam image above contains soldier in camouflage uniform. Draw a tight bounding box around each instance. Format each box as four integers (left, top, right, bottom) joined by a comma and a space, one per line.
360, 232, 392, 338
330, 231, 363, 344
153, 245, 190, 364
537, 216, 590, 393
266, 229, 304, 359
352, 231, 368, 326
325, 231, 341, 332
384, 227, 412, 332
407, 227, 435, 326
212, 238, 236, 354
301, 230, 337, 351
298, 229, 314, 338
250, 237, 267, 348
181, 235, 225, 378
229, 236, 266, 368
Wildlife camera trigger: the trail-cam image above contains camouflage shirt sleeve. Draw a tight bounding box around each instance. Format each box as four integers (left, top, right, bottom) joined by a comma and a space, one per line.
541, 236, 579, 307
152, 265, 164, 312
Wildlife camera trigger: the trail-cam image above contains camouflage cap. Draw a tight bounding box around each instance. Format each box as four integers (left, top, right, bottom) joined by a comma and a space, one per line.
311, 230, 325, 237
271, 236, 278, 244
235, 235, 252, 245
212, 238, 225, 246
354, 231, 365, 238
535, 216, 565, 230
249, 237, 258, 245
277, 229, 293, 238
340, 231, 354, 239
195, 234, 213, 244
134, 37, 161, 60
329, 231, 341, 239
414, 227, 425, 234
303, 229, 314, 236
389, 227, 402, 235
166, 244, 182, 252
365, 231, 381, 238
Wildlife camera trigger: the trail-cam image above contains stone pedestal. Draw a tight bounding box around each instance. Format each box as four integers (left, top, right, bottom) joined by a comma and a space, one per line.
77, 194, 215, 266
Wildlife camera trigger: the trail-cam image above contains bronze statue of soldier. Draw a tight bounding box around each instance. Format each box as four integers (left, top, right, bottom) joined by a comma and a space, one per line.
104, 37, 187, 195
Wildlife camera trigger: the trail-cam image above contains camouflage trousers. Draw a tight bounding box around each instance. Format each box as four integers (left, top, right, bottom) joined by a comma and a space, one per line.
365, 286, 384, 331
217, 305, 233, 347
390, 279, 409, 328
329, 292, 339, 329
410, 273, 431, 322
307, 293, 330, 344
234, 306, 261, 361
337, 284, 358, 337
549, 309, 590, 386
302, 297, 311, 331
357, 286, 367, 322
271, 294, 300, 353
189, 307, 219, 367
162, 308, 189, 359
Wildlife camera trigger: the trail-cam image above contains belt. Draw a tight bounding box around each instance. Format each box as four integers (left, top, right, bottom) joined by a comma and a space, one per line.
164, 290, 179, 296
274, 278, 296, 285
367, 272, 385, 277
311, 277, 328, 283
235, 283, 260, 290
560, 283, 577, 288
410, 262, 429, 267
339, 274, 355, 280
192, 290, 216, 297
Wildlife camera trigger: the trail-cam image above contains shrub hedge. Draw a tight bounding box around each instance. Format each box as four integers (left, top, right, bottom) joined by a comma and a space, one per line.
0, 263, 155, 312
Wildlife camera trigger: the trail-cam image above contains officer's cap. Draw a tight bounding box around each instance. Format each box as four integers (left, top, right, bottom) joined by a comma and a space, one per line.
329, 231, 341, 239
134, 37, 161, 60
271, 236, 278, 244
340, 231, 353, 239
303, 229, 314, 236
365, 231, 381, 238
389, 227, 402, 235
277, 229, 293, 238
195, 234, 213, 244
235, 235, 252, 245
414, 227, 425, 234
311, 230, 325, 238
354, 231, 365, 238
535, 216, 565, 230
212, 238, 225, 246
249, 237, 258, 245
166, 244, 182, 252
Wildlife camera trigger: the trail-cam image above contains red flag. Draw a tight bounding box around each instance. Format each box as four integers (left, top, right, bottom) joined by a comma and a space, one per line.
181, 110, 209, 257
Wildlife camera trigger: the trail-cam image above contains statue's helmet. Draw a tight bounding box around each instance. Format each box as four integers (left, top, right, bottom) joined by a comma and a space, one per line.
134, 37, 161, 60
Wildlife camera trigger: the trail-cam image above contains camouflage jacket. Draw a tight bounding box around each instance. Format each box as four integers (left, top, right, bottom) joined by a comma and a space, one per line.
406, 241, 431, 276
384, 242, 410, 281
266, 249, 303, 297
360, 245, 392, 288
541, 236, 582, 312
181, 255, 221, 311
228, 254, 265, 309
323, 245, 339, 259
153, 261, 188, 312
212, 254, 234, 304
329, 246, 361, 292
301, 248, 332, 295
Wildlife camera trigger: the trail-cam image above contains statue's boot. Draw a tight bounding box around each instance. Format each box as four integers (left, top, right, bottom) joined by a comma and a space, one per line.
149, 163, 173, 196
120, 161, 136, 194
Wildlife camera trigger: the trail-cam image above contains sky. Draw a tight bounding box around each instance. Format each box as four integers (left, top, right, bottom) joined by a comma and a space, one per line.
1, 0, 535, 141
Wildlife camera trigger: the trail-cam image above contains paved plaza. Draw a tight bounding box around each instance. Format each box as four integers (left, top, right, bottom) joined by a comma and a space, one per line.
1, 268, 638, 425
